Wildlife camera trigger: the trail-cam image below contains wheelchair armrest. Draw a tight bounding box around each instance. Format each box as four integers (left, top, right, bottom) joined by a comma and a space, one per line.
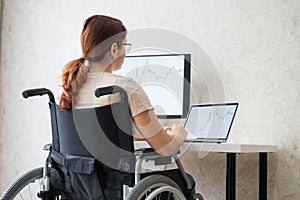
134, 148, 156, 156
134, 147, 182, 167
135, 148, 173, 166
134, 148, 180, 156
43, 144, 52, 151
135, 148, 175, 184
134, 148, 192, 190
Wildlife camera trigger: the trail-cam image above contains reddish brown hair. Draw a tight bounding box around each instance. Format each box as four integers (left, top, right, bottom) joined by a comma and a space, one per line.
59, 15, 127, 111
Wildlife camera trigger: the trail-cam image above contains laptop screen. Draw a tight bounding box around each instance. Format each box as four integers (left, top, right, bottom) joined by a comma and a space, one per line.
184, 103, 238, 142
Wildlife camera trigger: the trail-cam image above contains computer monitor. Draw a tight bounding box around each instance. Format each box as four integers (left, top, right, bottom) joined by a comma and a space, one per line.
115, 54, 191, 119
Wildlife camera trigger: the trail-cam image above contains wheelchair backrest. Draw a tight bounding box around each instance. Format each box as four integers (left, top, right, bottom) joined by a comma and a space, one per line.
49, 85, 135, 172
48, 86, 135, 199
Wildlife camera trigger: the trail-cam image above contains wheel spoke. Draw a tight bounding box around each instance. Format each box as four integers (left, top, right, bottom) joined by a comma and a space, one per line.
1, 167, 44, 200
167, 192, 171, 200
28, 184, 33, 199
18, 193, 24, 200
127, 175, 186, 200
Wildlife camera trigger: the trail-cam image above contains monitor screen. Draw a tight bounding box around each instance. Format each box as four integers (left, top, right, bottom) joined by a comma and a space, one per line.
115, 54, 191, 118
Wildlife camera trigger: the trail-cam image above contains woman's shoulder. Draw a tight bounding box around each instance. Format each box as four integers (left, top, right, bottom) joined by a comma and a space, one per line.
109, 73, 140, 87
87, 71, 132, 82
88, 72, 142, 91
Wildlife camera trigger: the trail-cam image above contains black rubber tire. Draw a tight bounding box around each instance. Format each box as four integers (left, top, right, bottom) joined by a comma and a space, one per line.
1, 167, 43, 200
127, 174, 186, 200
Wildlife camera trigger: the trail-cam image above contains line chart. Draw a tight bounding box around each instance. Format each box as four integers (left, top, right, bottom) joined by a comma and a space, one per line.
194, 109, 235, 133
133, 61, 182, 83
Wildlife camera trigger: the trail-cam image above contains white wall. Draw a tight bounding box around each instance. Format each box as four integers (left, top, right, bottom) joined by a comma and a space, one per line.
0, 0, 299, 199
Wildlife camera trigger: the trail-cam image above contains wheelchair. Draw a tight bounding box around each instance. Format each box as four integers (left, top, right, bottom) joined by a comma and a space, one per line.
1, 86, 204, 200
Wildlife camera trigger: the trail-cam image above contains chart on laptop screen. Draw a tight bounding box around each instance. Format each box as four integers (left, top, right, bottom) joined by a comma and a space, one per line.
184, 104, 238, 141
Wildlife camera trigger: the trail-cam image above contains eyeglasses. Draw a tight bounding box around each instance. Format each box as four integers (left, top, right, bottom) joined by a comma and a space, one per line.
122, 43, 132, 53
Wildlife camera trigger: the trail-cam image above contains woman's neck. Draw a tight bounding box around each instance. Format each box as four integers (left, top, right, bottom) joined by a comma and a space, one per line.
89, 62, 113, 73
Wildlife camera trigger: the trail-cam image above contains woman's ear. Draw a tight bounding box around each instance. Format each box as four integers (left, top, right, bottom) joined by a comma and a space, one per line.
110, 43, 118, 58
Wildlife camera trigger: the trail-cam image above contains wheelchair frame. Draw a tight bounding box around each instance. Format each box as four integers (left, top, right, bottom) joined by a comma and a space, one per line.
0, 87, 203, 200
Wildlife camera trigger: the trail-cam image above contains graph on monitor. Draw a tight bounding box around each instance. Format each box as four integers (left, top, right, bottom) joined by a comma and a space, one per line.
115, 54, 191, 118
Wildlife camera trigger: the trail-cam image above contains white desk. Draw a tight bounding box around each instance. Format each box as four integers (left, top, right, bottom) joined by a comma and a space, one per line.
135, 141, 277, 200
180, 142, 277, 153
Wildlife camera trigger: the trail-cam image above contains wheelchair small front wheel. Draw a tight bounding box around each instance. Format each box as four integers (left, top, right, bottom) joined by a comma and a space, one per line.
127, 174, 186, 200
0, 167, 47, 200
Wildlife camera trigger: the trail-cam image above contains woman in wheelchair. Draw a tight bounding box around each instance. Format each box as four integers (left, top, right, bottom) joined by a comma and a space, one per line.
59, 15, 187, 157
1, 15, 203, 200
56, 14, 201, 200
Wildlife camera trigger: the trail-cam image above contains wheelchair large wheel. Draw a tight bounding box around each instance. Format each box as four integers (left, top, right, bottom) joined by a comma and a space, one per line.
127, 174, 186, 200
1, 167, 48, 200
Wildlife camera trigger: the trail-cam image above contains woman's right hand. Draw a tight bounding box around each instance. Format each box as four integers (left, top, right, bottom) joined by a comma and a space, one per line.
134, 110, 188, 156
168, 124, 188, 143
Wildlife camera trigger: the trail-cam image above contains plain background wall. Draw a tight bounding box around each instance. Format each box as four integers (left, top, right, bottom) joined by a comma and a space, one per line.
0, 0, 299, 199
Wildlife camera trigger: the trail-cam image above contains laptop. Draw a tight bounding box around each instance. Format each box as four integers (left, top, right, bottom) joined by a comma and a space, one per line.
184, 103, 239, 143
